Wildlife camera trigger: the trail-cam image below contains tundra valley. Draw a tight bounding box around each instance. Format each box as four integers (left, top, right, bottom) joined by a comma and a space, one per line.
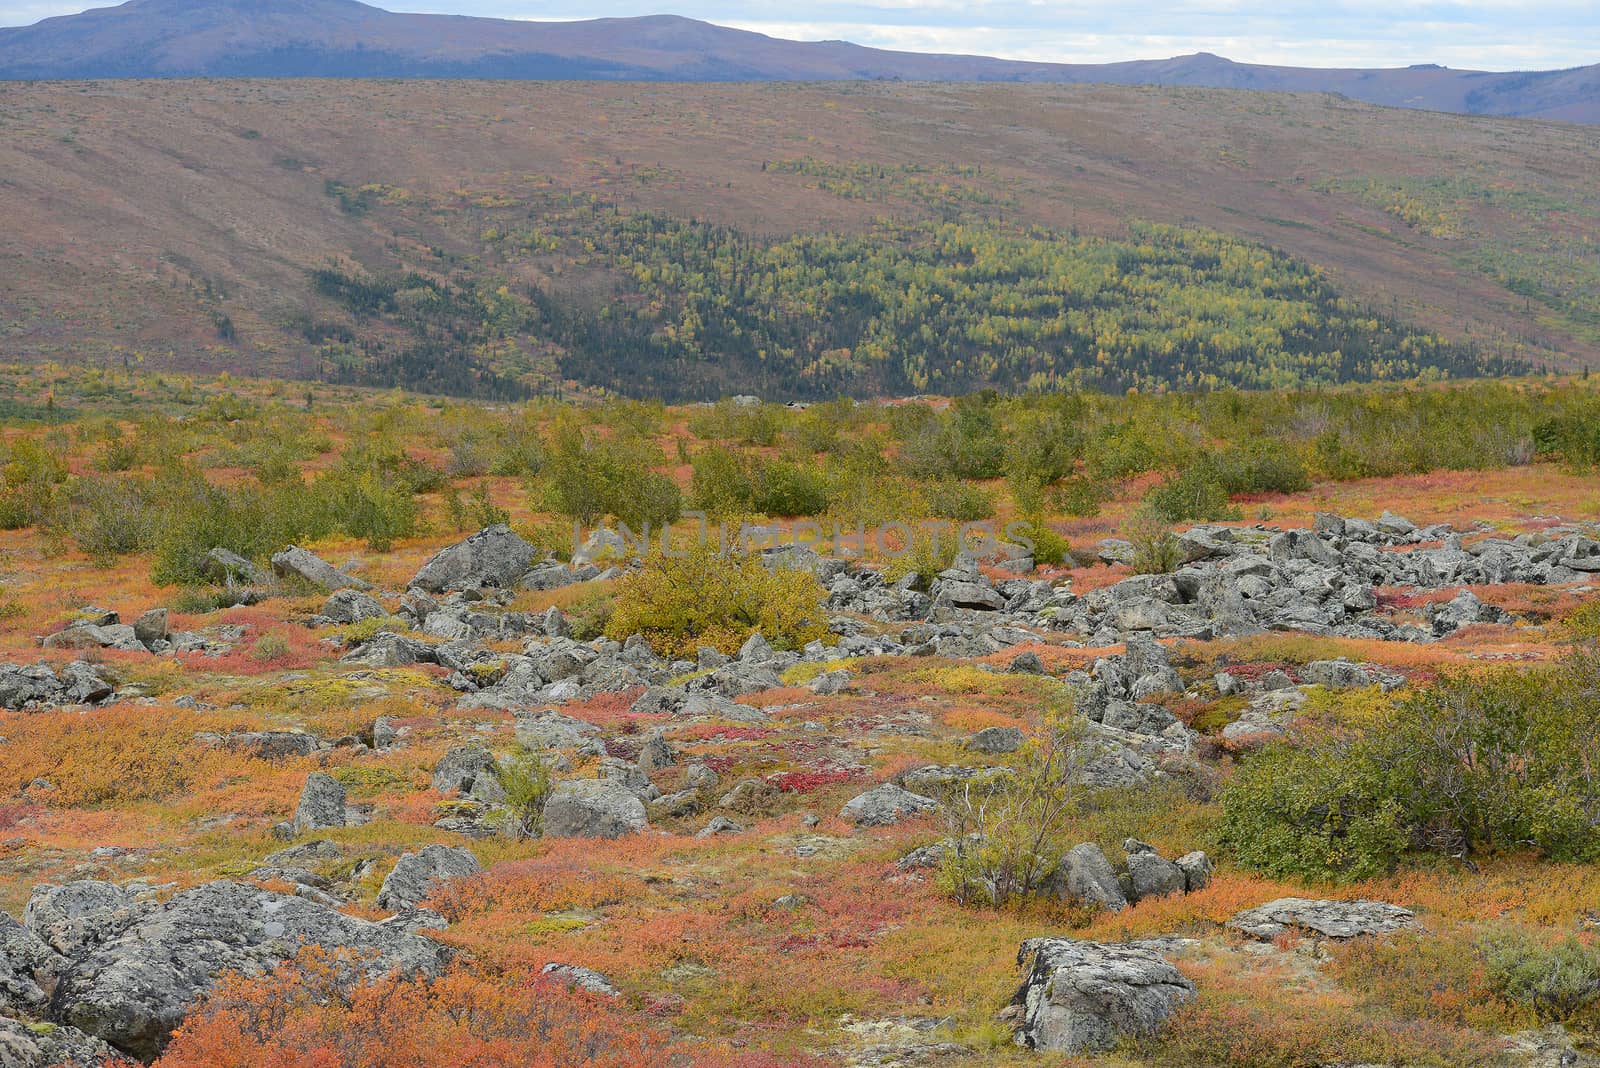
1, 3, 1600, 1067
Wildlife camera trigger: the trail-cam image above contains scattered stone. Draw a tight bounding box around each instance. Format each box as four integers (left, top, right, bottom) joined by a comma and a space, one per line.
322, 589, 387, 625
1175, 851, 1213, 892
1123, 840, 1185, 903
1008, 651, 1045, 674
541, 962, 620, 997
131, 608, 169, 647
412, 525, 538, 593
430, 745, 499, 796
1050, 843, 1127, 912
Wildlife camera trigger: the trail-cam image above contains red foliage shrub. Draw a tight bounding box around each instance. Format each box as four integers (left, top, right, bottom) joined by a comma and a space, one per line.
771, 770, 853, 794
156, 950, 679, 1068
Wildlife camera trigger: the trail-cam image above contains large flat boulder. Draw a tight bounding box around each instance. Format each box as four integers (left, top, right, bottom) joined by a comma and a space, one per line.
840, 783, 937, 827
1227, 897, 1419, 941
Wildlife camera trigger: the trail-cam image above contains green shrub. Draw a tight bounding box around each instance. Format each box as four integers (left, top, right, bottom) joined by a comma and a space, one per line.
1052, 476, 1105, 518
542, 413, 681, 529
62, 474, 158, 565
1220, 651, 1600, 880
1145, 467, 1240, 523
1481, 931, 1600, 1023
900, 397, 1006, 481
938, 712, 1084, 907
561, 588, 615, 641
496, 748, 553, 837
750, 459, 831, 517
250, 632, 291, 663
605, 544, 828, 658
1217, 732, 1411, 882
1125, 508, 1182, 575
923, 479, 995, 521
690, 445, 755, 518
1206, 444, 1311, 496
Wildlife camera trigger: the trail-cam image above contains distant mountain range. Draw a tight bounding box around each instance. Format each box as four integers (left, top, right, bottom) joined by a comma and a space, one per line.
0, 0, 1595, 123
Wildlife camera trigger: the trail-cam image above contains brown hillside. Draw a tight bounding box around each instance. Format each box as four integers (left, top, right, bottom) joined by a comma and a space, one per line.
1, 79, 1596, 385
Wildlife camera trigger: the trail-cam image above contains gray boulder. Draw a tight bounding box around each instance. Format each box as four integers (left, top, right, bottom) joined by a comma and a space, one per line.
322, 589, 387, 625
411, 525, 537, 593
807, 669, 852, 695
540, 962, 620, 997
542, 780, 648, 839
49, 880, 451, 1059
1175, 851, 1213, 892
636, 732, 676, 773
1123, 841, 1185, 903
0, 1016, 132, 1067
23, 882, 135, 959
840, 783, 937, 827
270, 546, 369, 591
430, 746, 499, 796
58, 662, 114, 706
966, 726, 1025, 754
131, 608, 169, 648
376, 845, 482, 911
1011, 937, 1195, 1053
203, 548, 270, 587
1227, 898, 1419, 941
290, 773, 347, 836
1051, 843, 1127, 912
520, 561, 577, 592
0, 912, 62, 1012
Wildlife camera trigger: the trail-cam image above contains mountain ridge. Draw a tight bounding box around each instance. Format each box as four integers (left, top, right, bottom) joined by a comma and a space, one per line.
0, 0, 1595, 123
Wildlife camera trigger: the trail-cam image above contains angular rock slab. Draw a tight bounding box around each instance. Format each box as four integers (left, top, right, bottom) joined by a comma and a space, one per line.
1227, 897, 1419, 941
377, 845, 482, 911
1011, 937, 1194, 1053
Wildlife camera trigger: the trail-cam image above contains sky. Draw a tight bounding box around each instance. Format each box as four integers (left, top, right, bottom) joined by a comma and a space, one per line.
2, 0, 1596, 71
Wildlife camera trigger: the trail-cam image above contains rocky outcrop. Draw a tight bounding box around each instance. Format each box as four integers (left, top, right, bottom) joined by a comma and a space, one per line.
1011, 937, 1195, 1052
0, 662, 115, 711
24, 880, 449, 1059
410, 525, 538, 593
0, 1015, 132, 1066
1227, 898, 1419, 941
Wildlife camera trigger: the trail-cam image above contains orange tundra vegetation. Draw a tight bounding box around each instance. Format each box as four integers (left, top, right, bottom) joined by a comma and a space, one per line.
155, 948, 825, 1068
